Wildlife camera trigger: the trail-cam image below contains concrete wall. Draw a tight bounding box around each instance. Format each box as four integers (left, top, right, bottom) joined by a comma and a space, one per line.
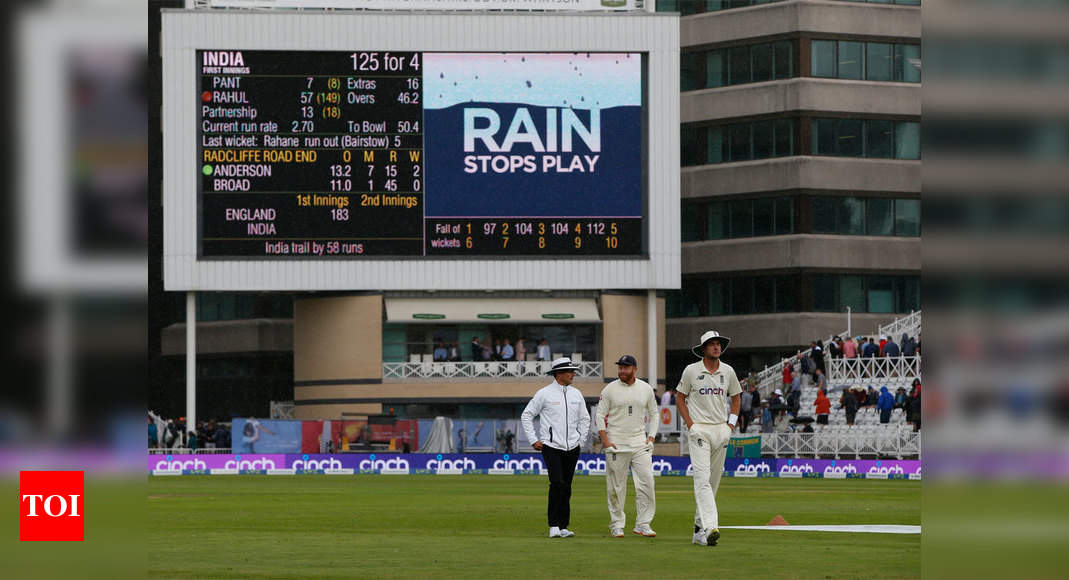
161, 319, 292, 355
681, 79, 920, 123
681, 1, 920, 48
600, 294, 667, 384
294, 295, 383, 384
682, 235, 920, 274
666, 311, 904, 351
682, 157, 921, 198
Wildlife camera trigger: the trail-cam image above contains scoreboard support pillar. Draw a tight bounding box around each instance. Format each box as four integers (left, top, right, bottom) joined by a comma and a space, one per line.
186, 291, 196, 434
647, 289, 657, 391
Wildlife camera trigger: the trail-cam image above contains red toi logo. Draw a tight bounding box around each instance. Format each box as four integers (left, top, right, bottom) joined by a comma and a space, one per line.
20, 471, 84, 541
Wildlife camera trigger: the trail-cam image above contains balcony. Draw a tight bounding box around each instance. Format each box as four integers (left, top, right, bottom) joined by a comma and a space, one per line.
382, 360, 603, 380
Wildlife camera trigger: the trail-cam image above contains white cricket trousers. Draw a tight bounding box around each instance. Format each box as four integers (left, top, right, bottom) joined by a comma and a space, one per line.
605, 444, 656, 530
688, 422, 732, 531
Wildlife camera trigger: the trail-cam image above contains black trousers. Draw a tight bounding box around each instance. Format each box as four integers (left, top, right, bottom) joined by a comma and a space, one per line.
541, 445, 580, 528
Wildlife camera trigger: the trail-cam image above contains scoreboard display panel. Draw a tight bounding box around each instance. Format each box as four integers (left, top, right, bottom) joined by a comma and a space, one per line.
198, 50, 644, 258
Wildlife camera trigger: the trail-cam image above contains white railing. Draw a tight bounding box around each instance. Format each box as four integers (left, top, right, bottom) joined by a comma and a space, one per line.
148, 447, 233, 455
759, 428, 920, 460
382, 360, 603, 380
828, 355, 922, 383
878, 310, 922, 341
270, 401, 295, 419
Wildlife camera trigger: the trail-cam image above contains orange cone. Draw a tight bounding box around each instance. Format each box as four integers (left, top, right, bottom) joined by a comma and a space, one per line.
767, 515, 790, 526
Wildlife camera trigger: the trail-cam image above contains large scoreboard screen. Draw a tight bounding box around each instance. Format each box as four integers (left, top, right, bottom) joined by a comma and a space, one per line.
198, 50, 644, 258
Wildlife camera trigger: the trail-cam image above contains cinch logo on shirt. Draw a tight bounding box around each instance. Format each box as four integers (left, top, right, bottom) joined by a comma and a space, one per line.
20, 471, 84, 541
698, 387, 725, 396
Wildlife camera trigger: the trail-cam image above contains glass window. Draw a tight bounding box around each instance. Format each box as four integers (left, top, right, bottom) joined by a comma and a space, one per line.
753, 198, 774, 236
730, 199, 752, 237
813, 118, 838, 155
752, 43, 773, 82
708, 280, 726, 316
774, 197, 794, 234
868, 277, 896, 313
840, 197, 866, 235
707, 126, 724, 164
895, 199, 921, 236
774, 119, 793, 156
896, 121, 921, 159
682, 205, 702, 241
866, 120, 894, 158
814, 275, 838, 312
681, 279, 704, 316
729, 46, 751, 85
840, 276, 866, 313
753, 120, 773, 159
867, 198, 895, 235
730, 123, 751, 161
812, 40, 837, 78
812, 197, 838, 233
775, 276, 798, 313
898, 276, 920, 312
707, 202, 727, 240
774, 41, 793, 79
706, 50, 725, 88
731, 277, 753, 314
895, 44, 922, 83
895, 0, 921, 6
681, 127, 701, 166
754, 277, 775, 313
838, 41, 864, 80
838, 119, 864, 156
866, 43, 893, 81
681, 52, 702, 91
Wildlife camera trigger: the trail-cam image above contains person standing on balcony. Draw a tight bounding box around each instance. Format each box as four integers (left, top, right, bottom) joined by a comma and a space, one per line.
676, 331, 742, 547
536, 339, 552, 362
521, 357, 591, 538
883, 336, 901, 358
502, 339, 515, 361
877, 386, 896, 424
595, 354, 659, 539
516, 339, 527, 362
814, 388, 831, 427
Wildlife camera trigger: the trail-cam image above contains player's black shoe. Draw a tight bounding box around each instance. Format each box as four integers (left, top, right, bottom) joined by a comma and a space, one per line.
706, 528, 720, 546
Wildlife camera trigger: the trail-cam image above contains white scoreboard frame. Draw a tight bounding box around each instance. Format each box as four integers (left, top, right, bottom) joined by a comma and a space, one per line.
161, 10, 679, 291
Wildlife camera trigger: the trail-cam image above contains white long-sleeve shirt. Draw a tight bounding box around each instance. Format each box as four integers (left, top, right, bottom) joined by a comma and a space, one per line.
594, 378, 659, 452
521, 381, 591, 451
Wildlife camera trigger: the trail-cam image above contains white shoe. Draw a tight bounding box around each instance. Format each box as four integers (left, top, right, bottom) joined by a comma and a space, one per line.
559, 528, 575, 538
632, 524, 656, 537
549, 526, 561, 538
610, 528, 624, 538
693, 530, 707, 545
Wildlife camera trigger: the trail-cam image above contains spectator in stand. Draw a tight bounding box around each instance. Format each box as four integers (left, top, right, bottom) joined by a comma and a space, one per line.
660, 387, 673, 407
907, 379, 922, 428
829, 336, 842, 359
481, 341, 493, 361
786, 388, 801, 416
814, 388, 831, 427
148, 416, 158, 448
502, 339, 515, 361
895, 387, 908, 410
739, 384, 753, 433
878, 336, 888, 355
791, 362, 802, 393
864, 386, 879, 409
915, 334, 921, 356
769, 389, 786, 414
749, 385, 761, 416
760, 402, 774, 433
492, 339, 504, 360
537, 339, 551, 362
813, 368, 826, 392
449, 341, 461, 361
798, 352, 812, 389
902, 334, 916, 356
910, 383, 922, 431
516, 339, 527, 362
843, 336, 859, 359
782, 363, 792, 391
877, 387, 895, 423
188, 429, 198, 451
840, 388, 859, 426
862, 337, 880, 358
812, 340, 826, 375
471, 336, 482, 361
883, 336, 901, 358
433, 340, 449, 362
214, 422, 229, 450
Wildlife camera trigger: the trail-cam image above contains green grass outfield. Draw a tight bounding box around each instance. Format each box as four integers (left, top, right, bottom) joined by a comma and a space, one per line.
148, 475, 919, 579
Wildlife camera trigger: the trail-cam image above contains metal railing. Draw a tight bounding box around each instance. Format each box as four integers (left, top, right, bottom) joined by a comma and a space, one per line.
760, 428, 920, 460
383, 360, 603, 380
828, 355, 922, 383
878, 310, 922, 341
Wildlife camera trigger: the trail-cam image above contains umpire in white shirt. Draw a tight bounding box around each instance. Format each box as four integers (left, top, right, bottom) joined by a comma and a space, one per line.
595, 354, 659, 538
676, 331, 742, 547
521, 357, 592, 538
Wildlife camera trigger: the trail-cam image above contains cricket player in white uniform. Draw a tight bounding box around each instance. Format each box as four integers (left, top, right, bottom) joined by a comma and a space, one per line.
676, 331, 742, 546
594, 355, 660, 538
